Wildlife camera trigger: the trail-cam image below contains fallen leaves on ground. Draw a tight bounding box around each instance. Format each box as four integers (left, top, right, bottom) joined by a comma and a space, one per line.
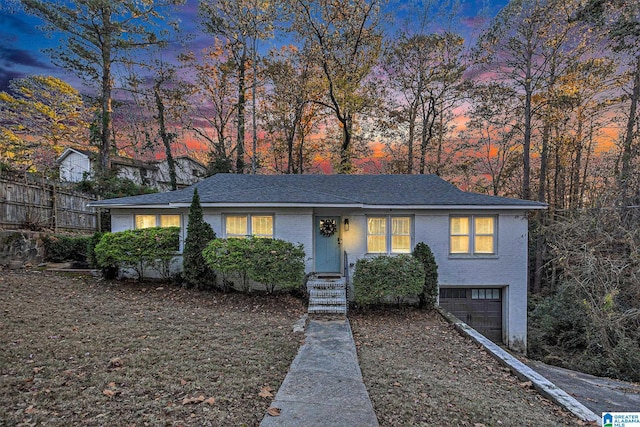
259, 385, 274, 398
182, 395, 206, 405
267, 407, 281, 416
0, 269, 304, 426
351, 308, 582, 427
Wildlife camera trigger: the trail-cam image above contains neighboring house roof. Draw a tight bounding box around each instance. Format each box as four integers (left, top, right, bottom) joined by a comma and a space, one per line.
57, 149, 204, 170
88, 173, 547, 210
57, 147, 95, 163
169, 156, 207, 169
110, 156, 157, 170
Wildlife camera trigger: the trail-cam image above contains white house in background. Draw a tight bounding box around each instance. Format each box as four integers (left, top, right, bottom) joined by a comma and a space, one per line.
57, 148, 206, 191
153, 156, 207, 191
88, 173, 546, 352
58, 148, 93, 182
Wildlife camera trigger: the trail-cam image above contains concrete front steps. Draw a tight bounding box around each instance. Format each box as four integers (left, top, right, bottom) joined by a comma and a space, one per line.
307, 275, 347, 315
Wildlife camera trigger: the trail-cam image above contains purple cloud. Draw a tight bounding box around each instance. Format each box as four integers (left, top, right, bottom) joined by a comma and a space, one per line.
0, 46, 54, 69
0, 68, 23, 91
0, 11, 39, 35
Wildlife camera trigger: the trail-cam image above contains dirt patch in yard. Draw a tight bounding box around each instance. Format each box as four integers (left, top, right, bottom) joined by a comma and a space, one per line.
351, 309, 586, 426
0, 269, 305, 426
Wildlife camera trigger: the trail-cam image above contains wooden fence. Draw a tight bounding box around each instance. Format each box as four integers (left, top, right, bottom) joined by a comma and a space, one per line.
0, 177, 97, 232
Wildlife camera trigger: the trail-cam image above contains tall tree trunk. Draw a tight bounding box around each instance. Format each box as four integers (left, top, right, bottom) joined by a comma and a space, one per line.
553, 128, 565, 209
533, 97, 550, 294
570, 112, 584, 209
523, 79, 532, 200
538, 118, 550, 203
538, 57, 555, 204
580, 120, 594, 207
154, 82, 177, 191
287, 102, 304, 173
216, 130, 227, 160
522, 39, 535, 200
419, 105, 427, 175
236, 52, 246, 174
419, 95, 436, 175
99, 6, 113, 176
619, 56, 640, 202
338, 115, 353, 174
407, 104, 417, 174
297, 131, 305, 174
532, 211, 545, 294
436, 109, 444, 176
286, 125, 295, 174
251, 42, 258, 174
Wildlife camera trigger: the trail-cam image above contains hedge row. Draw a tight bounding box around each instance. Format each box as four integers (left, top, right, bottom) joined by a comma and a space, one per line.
203, 237, 305, 294
93, 227, 179, 281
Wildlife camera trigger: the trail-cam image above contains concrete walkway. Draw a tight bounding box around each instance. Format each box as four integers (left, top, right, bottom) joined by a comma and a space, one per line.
438, 308, 601, 425
260, 319, 379, 427
526, 359, 640, 416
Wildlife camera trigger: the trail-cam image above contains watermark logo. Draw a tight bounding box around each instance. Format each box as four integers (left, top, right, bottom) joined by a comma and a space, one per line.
602, 412, 640, 427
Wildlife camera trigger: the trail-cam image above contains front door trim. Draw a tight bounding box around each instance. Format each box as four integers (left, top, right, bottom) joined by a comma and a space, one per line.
314, 215, 341, 273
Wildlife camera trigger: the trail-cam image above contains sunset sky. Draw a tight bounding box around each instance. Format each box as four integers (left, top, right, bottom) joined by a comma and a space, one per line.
0, 0, 508, 93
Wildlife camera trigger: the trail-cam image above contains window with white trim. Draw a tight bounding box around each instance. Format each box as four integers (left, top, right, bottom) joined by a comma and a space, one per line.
225, 214, 273, 238
135, 214, 181, 229
367, 216, 412, 254
450, 215, 496, 255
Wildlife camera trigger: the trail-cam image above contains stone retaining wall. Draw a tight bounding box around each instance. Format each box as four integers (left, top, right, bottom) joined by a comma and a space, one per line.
0, 230, 46, 267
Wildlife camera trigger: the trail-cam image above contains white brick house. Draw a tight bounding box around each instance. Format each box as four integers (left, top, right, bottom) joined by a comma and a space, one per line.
88, 174, 545, 352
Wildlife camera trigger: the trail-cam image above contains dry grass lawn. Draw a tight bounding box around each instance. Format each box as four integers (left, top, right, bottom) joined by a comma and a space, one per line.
351, 309, 585, 426
1, 269, 305, 426
2, 269, 587, 426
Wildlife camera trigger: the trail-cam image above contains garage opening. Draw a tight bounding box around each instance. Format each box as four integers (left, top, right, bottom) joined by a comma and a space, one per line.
439, 287, 503, 343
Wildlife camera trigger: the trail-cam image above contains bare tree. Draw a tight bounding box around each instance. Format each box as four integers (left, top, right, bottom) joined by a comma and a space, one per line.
286, 0, 384, 173
262, 45, 327, 174
463, 82, 521, 196
183, 45, 238, 173
475, 0, 559, 199
21, 0, 184, 177
572, 0, 640, 202
199, 0, 276, 174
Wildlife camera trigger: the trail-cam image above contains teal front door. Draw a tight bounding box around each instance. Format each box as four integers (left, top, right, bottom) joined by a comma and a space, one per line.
315, 216, 341, 273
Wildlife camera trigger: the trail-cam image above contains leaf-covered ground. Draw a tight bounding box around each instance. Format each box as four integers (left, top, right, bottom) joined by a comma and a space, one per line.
0, 269, 305, 426
351, 309, 585, 426
2, 270, 586, 426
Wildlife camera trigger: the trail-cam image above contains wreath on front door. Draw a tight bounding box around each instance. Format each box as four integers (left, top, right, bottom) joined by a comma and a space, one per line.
319, 218, 337, 237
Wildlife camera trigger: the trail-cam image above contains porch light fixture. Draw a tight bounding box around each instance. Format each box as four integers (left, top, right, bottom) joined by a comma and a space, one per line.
343, 218, 350, 231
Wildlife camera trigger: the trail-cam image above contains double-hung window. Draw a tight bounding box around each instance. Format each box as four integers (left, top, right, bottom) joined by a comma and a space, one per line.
367, 216, 412, 254
135, 214, 181, 229
225, 214, 273, 238
450, 215, 496, 255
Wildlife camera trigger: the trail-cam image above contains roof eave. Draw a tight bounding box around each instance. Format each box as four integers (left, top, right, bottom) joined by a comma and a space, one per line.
86, 203, 173, 209
362, 204, 546, 210
88, 202, 547, 210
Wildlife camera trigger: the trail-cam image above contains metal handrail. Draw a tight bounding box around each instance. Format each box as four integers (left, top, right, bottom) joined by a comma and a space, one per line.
343, 251, 349, 314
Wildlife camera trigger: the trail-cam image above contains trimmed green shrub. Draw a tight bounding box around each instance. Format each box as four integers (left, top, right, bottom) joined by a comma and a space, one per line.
202, 238, 253, 292
353, 255, 425, 307
246, 238, 306, 294
86, 232, 104, 268
203, 237, 306, 294
94, 227, 179, 281
182, 189, 217, 290
412, 242, 439, 309
43, 234, 92, 263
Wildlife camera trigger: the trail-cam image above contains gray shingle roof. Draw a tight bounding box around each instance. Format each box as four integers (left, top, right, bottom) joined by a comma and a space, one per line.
88, 173, 546, 209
